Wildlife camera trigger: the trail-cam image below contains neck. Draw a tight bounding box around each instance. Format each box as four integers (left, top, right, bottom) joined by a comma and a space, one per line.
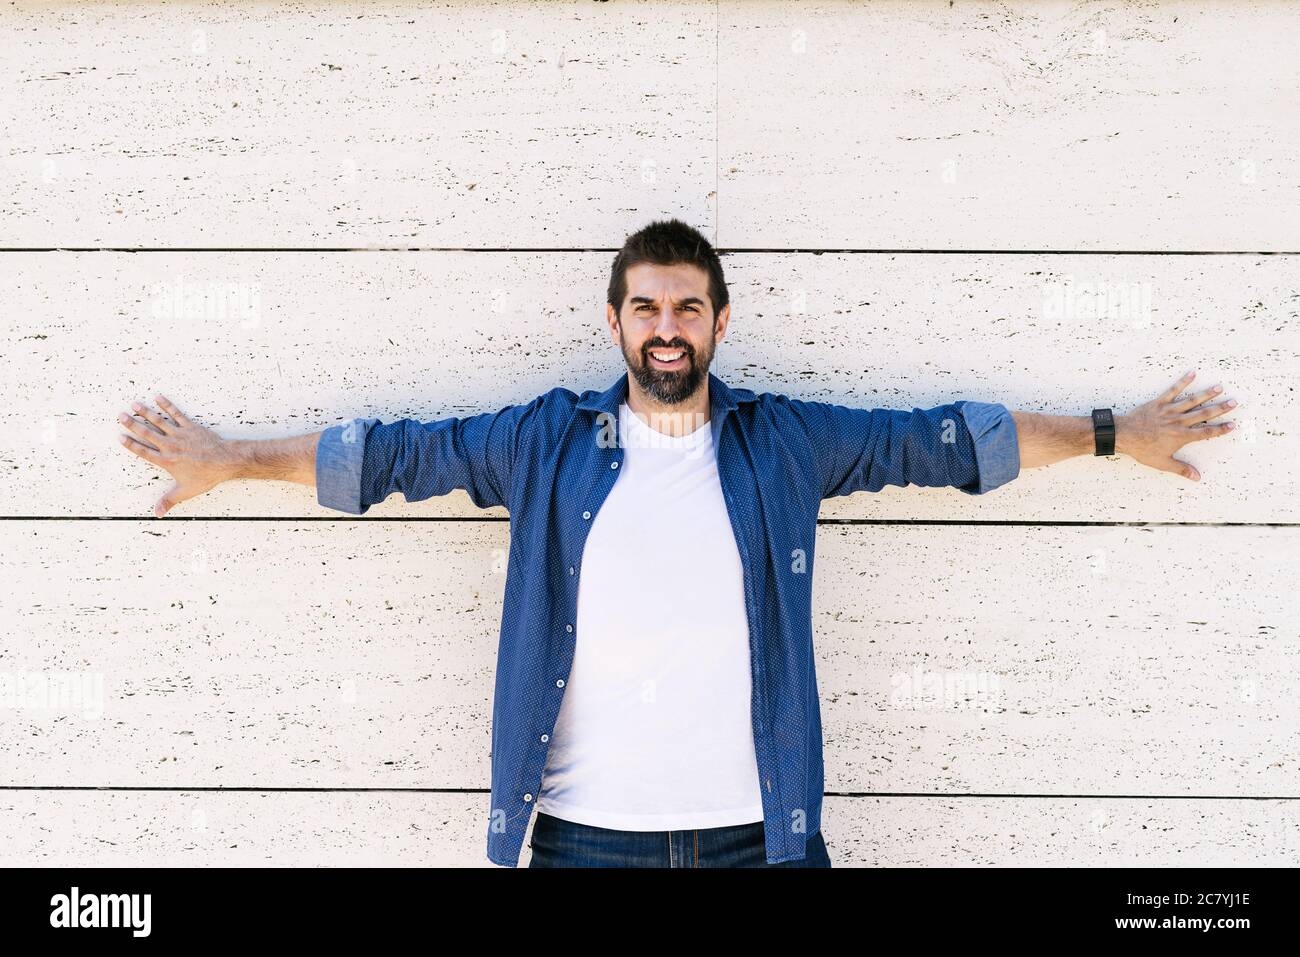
624, 373, 711, 437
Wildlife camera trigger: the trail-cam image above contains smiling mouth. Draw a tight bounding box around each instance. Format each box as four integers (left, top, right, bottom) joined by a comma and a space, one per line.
648, 348, 688, 369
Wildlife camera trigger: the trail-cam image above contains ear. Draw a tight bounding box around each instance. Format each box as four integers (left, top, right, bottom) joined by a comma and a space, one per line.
712, 302, 731, 344
605, 302, 622, 347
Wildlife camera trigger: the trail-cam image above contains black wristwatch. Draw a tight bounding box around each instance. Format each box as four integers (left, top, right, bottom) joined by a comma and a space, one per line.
1091, 408, 1116, 456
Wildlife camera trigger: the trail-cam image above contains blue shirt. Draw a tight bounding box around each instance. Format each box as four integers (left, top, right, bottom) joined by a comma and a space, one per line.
314, 370, 1021, 865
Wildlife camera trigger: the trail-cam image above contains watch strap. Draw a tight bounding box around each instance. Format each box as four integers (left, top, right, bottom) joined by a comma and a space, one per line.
1092, 408, 1116, 456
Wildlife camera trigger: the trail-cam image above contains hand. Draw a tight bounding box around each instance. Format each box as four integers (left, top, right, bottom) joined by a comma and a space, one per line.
117, 395, 235, 516
1115, 371, 1237, 481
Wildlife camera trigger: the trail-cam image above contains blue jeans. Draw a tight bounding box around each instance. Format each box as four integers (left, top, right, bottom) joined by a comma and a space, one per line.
527, 811, 832, 868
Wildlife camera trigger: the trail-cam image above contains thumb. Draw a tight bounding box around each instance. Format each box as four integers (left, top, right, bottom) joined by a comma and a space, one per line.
155, 483, 182, 517
1160, 456, 1200, 482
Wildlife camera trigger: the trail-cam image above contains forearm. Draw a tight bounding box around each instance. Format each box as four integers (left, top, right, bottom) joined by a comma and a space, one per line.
225, 432, 323, 486
1005, 371, 1239, 482
1009, 411, 1097, 469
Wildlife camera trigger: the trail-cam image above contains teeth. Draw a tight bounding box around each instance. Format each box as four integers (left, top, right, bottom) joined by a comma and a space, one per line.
651, 350, 684, 361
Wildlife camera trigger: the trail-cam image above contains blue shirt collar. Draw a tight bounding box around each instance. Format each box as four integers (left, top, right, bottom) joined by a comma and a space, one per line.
577, 369, 757, 418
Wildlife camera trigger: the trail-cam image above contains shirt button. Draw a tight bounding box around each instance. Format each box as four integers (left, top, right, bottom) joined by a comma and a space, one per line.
568, 566, 575, 575
565, 623, 573, 633
582, 510, 591, 520
524, 793, 533, 802
610, 461, 619, 469
540, 734, 549, 743
556, 679, 565, 688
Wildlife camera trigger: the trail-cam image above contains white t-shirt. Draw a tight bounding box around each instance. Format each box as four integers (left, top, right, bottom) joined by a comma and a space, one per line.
535, 402, 765, 830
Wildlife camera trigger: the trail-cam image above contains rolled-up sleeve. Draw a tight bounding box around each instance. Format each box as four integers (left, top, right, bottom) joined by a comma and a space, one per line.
316, 417, 381, 514
952, 400, 1020, 495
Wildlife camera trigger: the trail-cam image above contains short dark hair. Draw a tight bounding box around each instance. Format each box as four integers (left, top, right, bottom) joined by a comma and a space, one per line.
606, 218, 729, 319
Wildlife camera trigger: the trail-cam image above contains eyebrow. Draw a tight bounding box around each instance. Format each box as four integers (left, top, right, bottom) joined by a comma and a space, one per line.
628, 295, 706, 308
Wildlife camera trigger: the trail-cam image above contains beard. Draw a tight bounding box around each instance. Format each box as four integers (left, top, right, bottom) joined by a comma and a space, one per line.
620, 330, 714, 405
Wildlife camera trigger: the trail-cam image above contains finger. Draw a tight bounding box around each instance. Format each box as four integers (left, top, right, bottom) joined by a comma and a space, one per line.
117, 411, 166, 444
1169, 383, 1223, 413
119, 433, 163, 464
128, 401, 174, 435
1158, 370, 1196, 404
1181, 399, 1237, 425
1155, 455, 1199, 481
1187, 420, 1236, 441
155, 483, 182, 518
154, 394, 192, 428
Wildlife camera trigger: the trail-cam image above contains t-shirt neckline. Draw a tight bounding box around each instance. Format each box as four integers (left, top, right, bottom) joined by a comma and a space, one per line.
619, 402, 712, 449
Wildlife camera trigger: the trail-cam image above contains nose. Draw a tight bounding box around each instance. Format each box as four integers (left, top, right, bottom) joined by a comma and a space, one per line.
651, 306, 686, 343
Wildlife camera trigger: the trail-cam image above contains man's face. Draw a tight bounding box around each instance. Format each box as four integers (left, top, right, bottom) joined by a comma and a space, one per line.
607, 262, 730, 404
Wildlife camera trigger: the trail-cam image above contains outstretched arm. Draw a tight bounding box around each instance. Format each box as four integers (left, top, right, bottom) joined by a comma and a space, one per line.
1012, 370, 1237, 481
789, 368, 1237, 500
119, 392, 539, 518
